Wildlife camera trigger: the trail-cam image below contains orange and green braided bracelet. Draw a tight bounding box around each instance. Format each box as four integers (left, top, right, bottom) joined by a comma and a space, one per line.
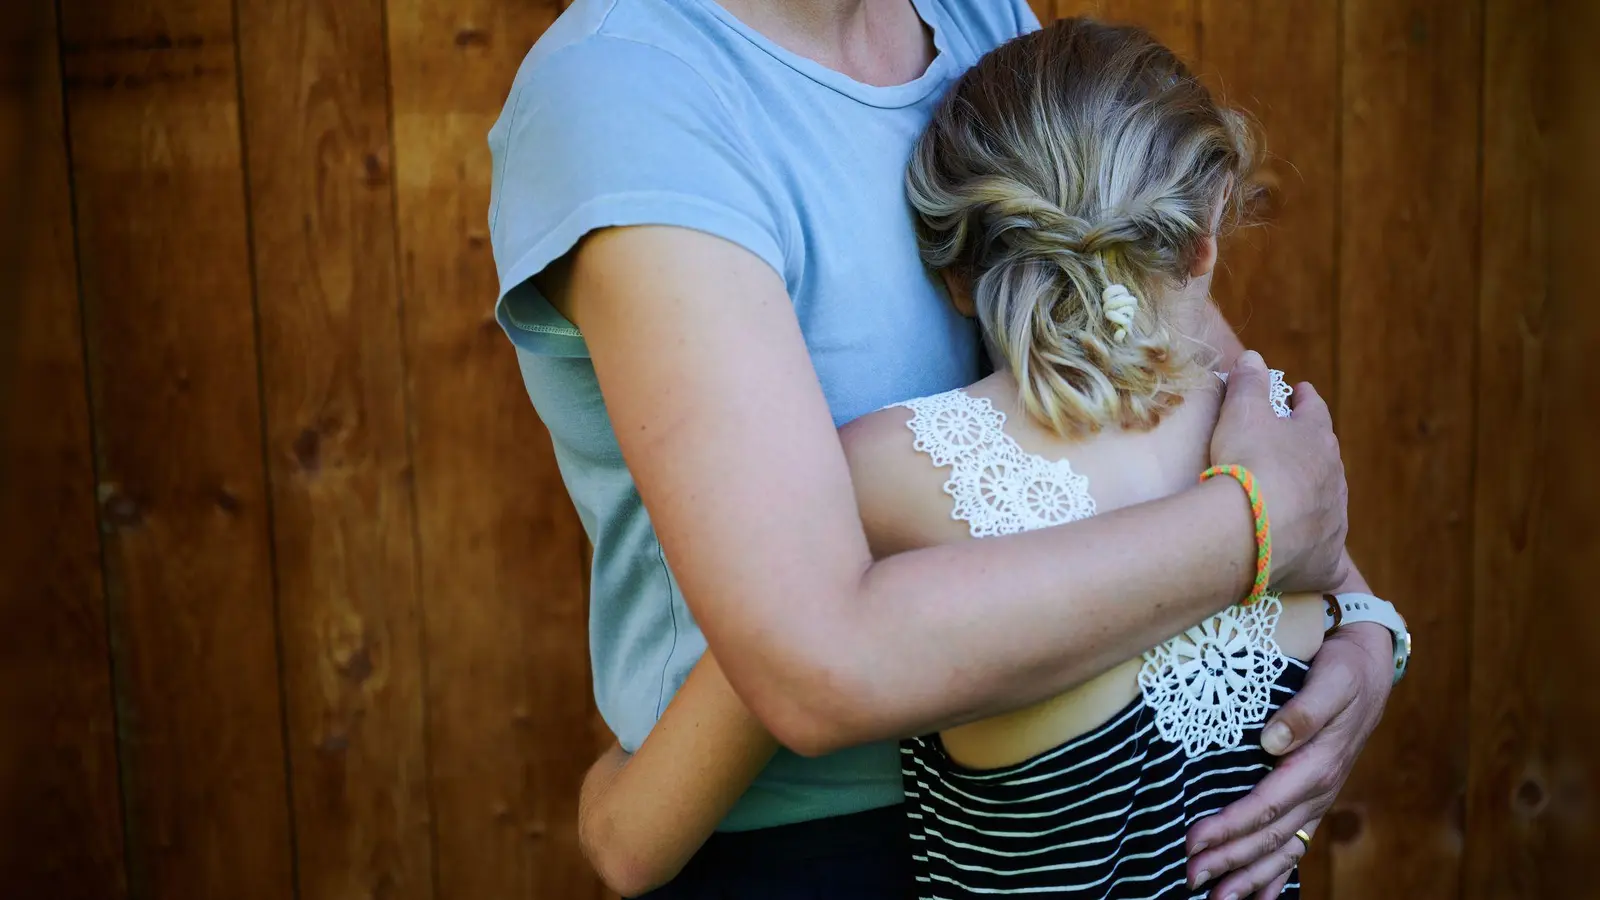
1199, 464, 1272, 606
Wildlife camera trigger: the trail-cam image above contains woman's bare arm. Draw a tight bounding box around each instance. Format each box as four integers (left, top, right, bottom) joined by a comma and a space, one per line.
560, 225, 1349, 757
578, 655, 776, 897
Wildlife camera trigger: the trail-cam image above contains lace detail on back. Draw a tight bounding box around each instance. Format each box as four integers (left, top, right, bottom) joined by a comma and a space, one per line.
894, 373, 1296, 758
893, 390, 1096, 538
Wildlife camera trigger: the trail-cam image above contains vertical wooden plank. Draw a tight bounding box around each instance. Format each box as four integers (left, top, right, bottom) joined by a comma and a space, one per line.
384, 2, 600, 898
1534, 0, 1600, 884
0, 0, 29, 308
57, 1, 296, 897
1464, 0, 1550, 894
1334, 1, 1482, 897
1198, 4, 1340, 896
0, 2, 128, 897
233, 1, 433, 899
1468, 0, 1600, 892
1198, 0, 1339, 398
1051, 0, 1198, 64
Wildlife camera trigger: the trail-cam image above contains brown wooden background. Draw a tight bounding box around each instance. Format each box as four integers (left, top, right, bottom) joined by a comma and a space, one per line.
3, 0, 1594, 898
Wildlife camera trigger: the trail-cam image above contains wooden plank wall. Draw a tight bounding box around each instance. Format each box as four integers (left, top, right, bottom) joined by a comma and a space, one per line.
2, 0, 1590, 898
1, 3, 128, 898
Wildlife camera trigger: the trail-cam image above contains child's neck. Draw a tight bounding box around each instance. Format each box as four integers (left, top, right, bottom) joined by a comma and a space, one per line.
1163, 277, 1214, 347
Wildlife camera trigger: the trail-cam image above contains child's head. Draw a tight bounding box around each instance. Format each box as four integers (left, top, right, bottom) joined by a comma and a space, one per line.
907, 17, 1259, 436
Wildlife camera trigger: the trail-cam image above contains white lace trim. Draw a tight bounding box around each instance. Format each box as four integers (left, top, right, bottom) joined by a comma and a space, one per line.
894, 376, 1292, 758
1215, 368, 1294, 418
1137, 596, 1287, 756
894, 390, 1096, 538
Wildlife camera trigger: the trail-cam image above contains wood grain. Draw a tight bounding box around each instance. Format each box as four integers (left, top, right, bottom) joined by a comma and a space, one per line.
383, 2, 600, 898
1050, 0, 1199, 64
56, 0, 296, 897
1464, 0, 1551, 895
0, 0, 32, 320
1333, 1, 1482, 897
233, 0, 433, 898
1518, 0, 1600, 888
0, 2, 127, 896
1198, 0, 1339, 400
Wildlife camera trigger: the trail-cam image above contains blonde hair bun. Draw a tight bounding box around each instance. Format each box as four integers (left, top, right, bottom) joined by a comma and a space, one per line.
907, 17, 1260, 436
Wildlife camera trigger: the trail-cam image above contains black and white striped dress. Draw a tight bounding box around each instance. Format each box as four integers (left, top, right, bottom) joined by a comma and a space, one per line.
891, 381, 1304, 899
901, 663, 1305, 899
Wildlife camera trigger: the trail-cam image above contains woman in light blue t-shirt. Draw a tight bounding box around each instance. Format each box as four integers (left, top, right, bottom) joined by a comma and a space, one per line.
489, 1, 1398, 898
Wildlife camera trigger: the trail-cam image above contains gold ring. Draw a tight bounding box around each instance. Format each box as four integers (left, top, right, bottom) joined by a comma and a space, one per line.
1293, 828, 1312, 851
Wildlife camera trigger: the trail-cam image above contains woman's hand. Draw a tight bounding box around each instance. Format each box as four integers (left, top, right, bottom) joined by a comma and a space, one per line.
1184, 622, 1395, 898
1210, 351, 1349, 594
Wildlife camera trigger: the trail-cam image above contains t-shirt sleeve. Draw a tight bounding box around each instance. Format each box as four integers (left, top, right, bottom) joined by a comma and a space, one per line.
1014, 0, 1043, 35
487, 37, 789, 357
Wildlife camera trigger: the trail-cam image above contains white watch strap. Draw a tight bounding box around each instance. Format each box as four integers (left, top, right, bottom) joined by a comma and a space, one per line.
1325, 592, 1411, 684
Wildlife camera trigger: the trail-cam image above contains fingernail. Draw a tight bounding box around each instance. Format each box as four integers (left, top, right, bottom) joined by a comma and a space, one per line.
1262, 722, 1292, 754
1242, 350, 1264, 367
1224, 894, 1239, 900
1191, 870, 1212, 889
1191, 840, 1209, 855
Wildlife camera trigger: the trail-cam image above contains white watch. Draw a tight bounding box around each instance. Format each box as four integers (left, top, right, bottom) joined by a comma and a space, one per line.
1324, 592, 1411, 684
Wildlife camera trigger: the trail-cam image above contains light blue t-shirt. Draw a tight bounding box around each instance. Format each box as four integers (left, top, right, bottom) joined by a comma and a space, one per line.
488, 0, 1038, 831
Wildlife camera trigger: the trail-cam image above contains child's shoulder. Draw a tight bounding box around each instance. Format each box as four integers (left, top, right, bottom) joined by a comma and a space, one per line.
840, 391, 974, 557
839, 385, 988, 472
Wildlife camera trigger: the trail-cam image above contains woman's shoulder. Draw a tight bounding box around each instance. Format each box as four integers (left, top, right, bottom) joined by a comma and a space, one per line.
926, 0, 1041, 61
511, 5, 726, 107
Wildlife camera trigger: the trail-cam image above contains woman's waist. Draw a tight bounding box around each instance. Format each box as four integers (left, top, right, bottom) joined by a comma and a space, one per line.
939, 591, 1324, 770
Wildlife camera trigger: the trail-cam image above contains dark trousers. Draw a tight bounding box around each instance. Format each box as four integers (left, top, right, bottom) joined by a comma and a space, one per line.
636, 804, 912, 900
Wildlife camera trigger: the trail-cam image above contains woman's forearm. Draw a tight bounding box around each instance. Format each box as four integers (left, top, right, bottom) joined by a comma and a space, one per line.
767, 477, 1258, 755
578, 656, 778, 896
1335, 549, 1372, 596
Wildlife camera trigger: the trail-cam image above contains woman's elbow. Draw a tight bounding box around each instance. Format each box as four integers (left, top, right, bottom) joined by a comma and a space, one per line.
580, 814, 674, 898
741, 653, 880, 758
590, 852, 670, 899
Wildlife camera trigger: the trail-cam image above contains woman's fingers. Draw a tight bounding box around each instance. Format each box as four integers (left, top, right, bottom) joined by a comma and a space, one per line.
1259, 642, 1364, 756
1186, 736, 1340, 863
1287, 380, 1331, 429
1187, 639, 1383, 859
1254, 870, 1294, 900
1206, 818, 1319, 900
1187, 798, 1321, 892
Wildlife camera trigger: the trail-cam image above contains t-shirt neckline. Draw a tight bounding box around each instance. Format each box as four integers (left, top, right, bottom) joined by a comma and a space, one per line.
690, 0, 955, 109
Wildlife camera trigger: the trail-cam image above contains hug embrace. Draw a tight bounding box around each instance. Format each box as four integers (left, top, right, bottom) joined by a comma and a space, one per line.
488, 2, 1410, 899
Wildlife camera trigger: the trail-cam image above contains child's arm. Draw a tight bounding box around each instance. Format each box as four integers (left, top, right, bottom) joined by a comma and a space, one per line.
576, 410, 935, 896
578, 653, 778, 897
